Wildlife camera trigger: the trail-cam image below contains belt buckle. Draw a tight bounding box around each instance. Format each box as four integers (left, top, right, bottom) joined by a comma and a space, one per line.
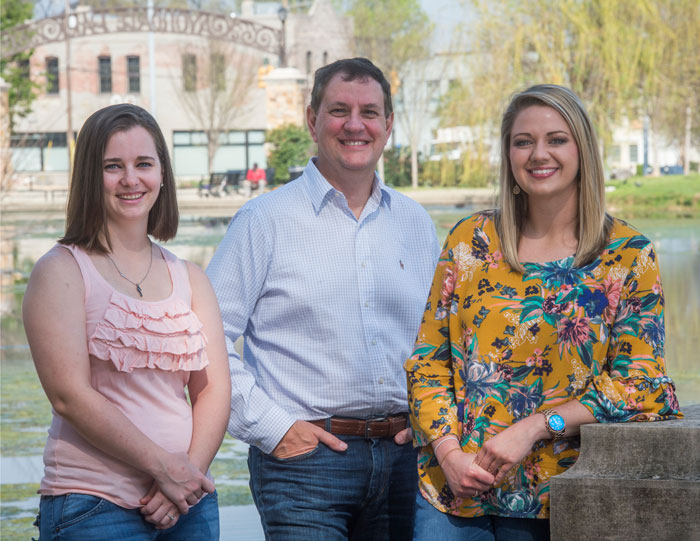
364, 416, 387, 438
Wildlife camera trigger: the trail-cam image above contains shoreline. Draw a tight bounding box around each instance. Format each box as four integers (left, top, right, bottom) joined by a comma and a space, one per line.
0, 186, 499, 220
3, 183, 698, 221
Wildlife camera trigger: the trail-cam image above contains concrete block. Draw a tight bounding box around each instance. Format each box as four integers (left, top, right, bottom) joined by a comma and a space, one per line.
550, 404, 700, 541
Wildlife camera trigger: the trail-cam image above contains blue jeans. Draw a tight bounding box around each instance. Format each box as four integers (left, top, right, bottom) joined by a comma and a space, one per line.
37, 491, 219, 540
413, 491, 550, 541
248, 435, 417, 540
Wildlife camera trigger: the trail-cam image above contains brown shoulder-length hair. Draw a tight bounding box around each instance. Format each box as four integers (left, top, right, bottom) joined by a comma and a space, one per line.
59, 104, 178, 253
495, 84, 612, 273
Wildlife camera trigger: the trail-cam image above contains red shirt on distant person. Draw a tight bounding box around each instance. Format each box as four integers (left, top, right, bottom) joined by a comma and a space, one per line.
245, 164, 266, 186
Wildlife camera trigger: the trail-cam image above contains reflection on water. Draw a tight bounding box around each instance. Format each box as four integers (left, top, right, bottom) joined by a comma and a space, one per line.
2, 209, 699, 398
1, 206, 698, 539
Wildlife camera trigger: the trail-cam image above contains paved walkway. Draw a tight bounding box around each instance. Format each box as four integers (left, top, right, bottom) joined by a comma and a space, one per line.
1, 185, 497, 219
220, 505, 264, 540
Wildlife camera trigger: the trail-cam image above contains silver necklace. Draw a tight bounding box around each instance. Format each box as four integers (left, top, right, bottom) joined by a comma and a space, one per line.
105, 241, 153, 298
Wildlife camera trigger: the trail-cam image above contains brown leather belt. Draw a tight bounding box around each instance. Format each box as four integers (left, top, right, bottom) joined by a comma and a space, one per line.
309, 415, 408, 439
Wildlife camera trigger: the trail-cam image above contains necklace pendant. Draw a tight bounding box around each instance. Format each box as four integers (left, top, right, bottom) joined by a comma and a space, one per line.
136, 284, 143, 297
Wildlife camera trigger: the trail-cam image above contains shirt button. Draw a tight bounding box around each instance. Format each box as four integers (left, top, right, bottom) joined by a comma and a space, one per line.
361, 262, 366, 268
364, 301, 369, 307
371, 339, 377, 345
378, 377, 384, 384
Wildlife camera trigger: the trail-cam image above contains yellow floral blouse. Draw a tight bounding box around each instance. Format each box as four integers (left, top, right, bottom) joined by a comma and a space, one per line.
405, 212, 682, 519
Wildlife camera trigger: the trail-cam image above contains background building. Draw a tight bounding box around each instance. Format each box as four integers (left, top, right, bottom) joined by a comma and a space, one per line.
9, 0, 352, 184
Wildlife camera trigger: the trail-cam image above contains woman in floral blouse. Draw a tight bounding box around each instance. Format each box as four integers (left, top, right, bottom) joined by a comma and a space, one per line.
406, 84, 682, 540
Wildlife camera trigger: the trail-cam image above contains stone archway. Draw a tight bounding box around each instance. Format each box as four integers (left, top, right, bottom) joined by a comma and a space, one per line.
1, 7, 282, 59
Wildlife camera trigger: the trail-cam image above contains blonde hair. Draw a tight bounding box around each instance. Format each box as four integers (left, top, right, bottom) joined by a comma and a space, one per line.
495, 84, 612, 273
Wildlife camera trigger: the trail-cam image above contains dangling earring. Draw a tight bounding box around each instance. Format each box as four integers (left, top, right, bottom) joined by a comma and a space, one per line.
513, 184, 521, 195
160, 182, 164, 187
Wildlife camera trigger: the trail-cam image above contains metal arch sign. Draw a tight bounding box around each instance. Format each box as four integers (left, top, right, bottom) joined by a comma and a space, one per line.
1, 7, 283, 59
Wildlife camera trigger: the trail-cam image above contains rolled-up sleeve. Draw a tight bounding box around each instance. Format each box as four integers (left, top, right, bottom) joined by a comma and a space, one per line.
578, 242, 682, 422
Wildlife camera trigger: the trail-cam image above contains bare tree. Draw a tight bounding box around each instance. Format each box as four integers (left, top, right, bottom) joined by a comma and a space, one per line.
393, 55, 450, 188
176, 40, 258, 175
342, 0, 433, 185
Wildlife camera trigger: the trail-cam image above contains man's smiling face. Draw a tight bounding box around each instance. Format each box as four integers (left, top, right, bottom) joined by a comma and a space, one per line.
307, 73, 393, 183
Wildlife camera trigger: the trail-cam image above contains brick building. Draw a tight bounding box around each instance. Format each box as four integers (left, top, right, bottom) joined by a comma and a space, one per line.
9, 0, 352, 184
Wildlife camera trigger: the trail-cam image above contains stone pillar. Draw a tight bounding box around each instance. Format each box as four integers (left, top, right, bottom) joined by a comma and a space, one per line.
0, 77, 12, 194
0, 224, 16, 315
550, 404, 700, 541
264, 67, 308, 130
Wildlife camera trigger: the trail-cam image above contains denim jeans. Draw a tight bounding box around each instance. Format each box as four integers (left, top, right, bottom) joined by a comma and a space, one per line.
413, 491, 550, 541
37, 491, 219, 540
248, 435, 417, 540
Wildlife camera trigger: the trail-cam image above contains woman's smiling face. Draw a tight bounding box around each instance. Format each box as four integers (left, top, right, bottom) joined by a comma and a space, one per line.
102, 126, 162, 227
509, 105, 580, 202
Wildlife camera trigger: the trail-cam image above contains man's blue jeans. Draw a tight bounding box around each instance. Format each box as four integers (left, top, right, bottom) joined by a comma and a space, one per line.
413, 491, 550, 541
37, 491, 219, 540
248, 435, 417, 540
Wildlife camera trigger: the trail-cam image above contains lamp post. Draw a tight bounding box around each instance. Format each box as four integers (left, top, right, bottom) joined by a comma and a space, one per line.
277, 6, 288, 68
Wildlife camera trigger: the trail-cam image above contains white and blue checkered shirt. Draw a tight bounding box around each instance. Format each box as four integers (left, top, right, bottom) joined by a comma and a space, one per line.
206, 159, 440, 452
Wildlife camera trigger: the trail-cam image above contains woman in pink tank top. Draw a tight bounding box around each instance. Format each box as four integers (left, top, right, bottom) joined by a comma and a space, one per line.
23, 104, 231, 540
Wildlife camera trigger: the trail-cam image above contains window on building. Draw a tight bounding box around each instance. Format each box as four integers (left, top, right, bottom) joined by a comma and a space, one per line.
98, 56, 112, 93
172, 129, 266, 177
306, 51, 312, 74
427, 79, 440, 104
610, 145, 621, 163
127, 56, 140, 93
10, 132, 71, 172
209, 53, 225, 92
183, 54, 197, 92
18, 58, 30, 80
46, 57, 59, 94
322, 51, 328, 65
629, 144, 638, 163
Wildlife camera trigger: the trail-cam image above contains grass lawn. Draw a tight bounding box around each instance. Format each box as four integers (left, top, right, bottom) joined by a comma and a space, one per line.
605, 174, 700, 217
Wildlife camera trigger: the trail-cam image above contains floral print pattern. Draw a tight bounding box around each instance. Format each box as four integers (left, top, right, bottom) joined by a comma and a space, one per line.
405, 212, 682, 519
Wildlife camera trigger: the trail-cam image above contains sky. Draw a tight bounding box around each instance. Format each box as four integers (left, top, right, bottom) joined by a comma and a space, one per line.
419, 0, 472, 52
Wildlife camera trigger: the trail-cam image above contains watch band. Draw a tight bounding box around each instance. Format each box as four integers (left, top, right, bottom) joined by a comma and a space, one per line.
542, 408, 566, 440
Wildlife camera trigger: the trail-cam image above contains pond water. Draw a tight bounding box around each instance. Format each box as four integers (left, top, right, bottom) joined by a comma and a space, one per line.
1, 206, 698, 539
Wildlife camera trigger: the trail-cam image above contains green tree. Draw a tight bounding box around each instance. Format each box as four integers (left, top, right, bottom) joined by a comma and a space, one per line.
1, 0, 40, 130
340, 0, 434, 187
344, 0, 432, 76
439, 0, 699, 180
265, 124, 313, 183
382, 146, 413, 187
638, 0, 700, 173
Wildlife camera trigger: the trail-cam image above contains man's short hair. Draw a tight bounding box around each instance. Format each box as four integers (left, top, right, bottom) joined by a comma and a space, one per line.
310, 57, 393, 117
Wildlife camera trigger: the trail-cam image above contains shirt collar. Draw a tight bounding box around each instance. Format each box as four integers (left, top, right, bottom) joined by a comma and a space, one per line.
303, 158, 392, 214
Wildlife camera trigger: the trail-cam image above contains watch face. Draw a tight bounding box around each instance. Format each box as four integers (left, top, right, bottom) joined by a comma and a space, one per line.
549, 414, 565, 432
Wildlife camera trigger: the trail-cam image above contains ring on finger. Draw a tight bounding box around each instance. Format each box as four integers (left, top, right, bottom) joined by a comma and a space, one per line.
166, 513, 175, 522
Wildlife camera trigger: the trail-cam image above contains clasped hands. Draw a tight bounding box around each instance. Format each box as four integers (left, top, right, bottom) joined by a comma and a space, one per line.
139, 451, 214, 530
437, 419, 540, 499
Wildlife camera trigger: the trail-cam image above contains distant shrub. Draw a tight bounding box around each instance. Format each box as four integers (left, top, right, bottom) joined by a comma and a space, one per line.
266, 124, 314, 183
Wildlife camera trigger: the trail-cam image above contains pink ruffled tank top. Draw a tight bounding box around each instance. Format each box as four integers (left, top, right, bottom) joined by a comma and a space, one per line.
39, 244, 209, 509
